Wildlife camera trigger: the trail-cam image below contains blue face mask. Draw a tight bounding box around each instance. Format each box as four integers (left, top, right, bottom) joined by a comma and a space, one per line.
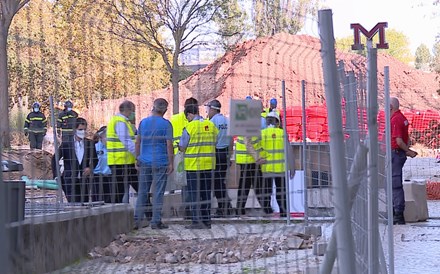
33, 108, 39, 112
67, 107, 72, 112
129, 112, 135, 121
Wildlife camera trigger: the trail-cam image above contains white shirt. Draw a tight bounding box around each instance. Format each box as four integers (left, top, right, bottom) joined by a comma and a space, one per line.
115, 113, 136, 155
75, 138, 84, 164
74, 138, 85, 178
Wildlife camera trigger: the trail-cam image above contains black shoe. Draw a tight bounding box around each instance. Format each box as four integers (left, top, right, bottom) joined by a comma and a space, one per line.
237, 208, 246, 216
393, 212, 406, 225
185, 223, 211, 229
151, 222, 169, 229
214, 209, 225, 218
264, 208, 274, 215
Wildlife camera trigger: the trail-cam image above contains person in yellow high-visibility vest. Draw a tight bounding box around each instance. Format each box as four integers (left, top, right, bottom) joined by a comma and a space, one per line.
107, 100, 138, 204
170, 97, 198, 154
170, 97, 198, 219
235, 135, 276, 216
261, 98, 281, 118
258, 111, 295, 217
179, 104, 218, 229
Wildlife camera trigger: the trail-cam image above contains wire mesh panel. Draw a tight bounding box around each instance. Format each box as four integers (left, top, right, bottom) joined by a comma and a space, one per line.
3, 1, 438, 273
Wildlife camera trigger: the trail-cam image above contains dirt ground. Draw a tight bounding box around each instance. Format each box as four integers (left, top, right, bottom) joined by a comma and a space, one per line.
1, 147, 53, 181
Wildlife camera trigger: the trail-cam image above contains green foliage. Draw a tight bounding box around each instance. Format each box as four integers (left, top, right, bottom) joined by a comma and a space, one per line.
8, 0, 169, 111
335, 29, 413, 64
415, 44, 431, 70
432, 42, 440, 95
253, 0, 318, 37
213, 0, 250, 51
178, 67, 194, 82
432, 42, 440, 73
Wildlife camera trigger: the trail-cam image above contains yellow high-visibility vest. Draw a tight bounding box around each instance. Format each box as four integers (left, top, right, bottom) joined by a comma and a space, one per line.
184, 119, 218, 171
107, 115, 136, 165
261, 108, 280, 118
170, 112, 188, 154
260, 127, 285, 173
235, 136, 261, 164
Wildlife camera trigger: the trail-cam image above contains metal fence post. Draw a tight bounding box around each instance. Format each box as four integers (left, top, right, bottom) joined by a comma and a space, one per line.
318, 9, 356, 274
384, 66, 394, 274
367, 46, 380, 274
301, 80, 308, 225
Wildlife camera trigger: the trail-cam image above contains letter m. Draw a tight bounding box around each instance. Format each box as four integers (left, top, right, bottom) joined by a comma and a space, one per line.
350, 22, 389, 50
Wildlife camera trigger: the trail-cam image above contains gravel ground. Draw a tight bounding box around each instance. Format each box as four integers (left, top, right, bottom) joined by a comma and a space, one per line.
50, 157, 440, 274
52, 202, 440, 274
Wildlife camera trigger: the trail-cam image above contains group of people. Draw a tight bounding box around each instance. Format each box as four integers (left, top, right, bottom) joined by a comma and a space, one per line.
26, 95, 416, 228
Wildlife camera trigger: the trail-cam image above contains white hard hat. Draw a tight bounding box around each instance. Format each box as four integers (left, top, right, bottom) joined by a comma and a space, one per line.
266, 111, 280, 121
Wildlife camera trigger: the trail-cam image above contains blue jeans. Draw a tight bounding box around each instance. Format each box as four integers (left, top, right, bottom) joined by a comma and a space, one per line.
135, 163, 168, 225
186, 170, 213, 224
392, 150, 407, 213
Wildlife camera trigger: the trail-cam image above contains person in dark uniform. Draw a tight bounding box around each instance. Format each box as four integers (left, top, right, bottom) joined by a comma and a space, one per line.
57, 100, 79, 142
24, 102, 47, 149
205, 99, 234, 217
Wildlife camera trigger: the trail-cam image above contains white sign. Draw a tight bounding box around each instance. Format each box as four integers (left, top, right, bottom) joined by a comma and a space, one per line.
271, 170, 305, 219
228, 99, 262, 136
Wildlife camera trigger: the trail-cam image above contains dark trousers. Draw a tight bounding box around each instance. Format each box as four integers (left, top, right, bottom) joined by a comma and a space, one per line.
266, 177, 287, 215
62, 176, 90, 203
92, 174, 113, 203
109, 164, 139, 203
236, 163, 271, 215
186, 170, 213, 224
214, 148, 231, 211
28, 132, 44, 149
392, 150, 407, 213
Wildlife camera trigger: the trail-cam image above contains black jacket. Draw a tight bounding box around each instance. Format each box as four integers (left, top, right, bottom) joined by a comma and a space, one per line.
52, 138, 98, 179
24, 111, 47, 133
57, 109, 78, 132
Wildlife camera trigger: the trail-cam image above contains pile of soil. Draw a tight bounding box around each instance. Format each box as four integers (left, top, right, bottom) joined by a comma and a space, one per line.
81, 33, 439, 126
1, 148, 53, 181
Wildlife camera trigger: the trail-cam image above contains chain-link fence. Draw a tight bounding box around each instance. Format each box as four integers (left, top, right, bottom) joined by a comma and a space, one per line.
2, 2, 439, 274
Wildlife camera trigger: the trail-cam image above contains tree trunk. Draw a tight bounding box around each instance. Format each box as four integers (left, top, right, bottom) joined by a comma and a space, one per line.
0, 27, 11, 148
171, 65, 180, 115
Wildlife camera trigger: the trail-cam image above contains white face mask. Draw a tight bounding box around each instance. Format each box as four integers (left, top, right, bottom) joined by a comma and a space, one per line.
33, 108, 39, 112
76, 129, 86, 139
67, 107, 72, 112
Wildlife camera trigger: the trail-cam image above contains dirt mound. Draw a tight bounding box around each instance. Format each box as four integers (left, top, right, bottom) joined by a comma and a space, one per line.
81, 33, 439, 125
1, 148, 54, 181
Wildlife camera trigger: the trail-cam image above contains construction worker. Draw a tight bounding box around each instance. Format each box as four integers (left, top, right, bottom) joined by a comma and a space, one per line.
205, 99, 234, 217
235, 133, 272, 216
107, 100, 138, 203
234, 97, 271, 216
57, 100, 78, 142
179, 104, 218, 229
261, 98, 280, 118
170, 97, 198, 219
24, 102, 47, 149
259, 111, 295, 217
